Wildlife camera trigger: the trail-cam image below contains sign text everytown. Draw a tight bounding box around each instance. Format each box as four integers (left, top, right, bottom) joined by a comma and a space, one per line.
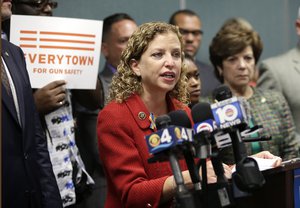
10, 15, 102, 89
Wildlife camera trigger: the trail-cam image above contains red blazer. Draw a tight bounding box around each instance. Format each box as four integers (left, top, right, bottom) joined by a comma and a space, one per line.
97, 94, 192, 208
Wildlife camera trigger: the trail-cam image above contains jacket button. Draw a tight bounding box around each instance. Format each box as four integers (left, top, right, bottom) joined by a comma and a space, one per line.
146, 203, 152, 207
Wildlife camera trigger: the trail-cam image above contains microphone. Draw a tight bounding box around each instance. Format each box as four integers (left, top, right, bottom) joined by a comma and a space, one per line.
153, 115, 187, 192
168, 110, 201, 191
191, 102, 215, 159
212, 85, 265, 192
241, 125, 272, 142
211, 85, 248, 162
212, 85, 271, 144
145, 114, 195, 208
212, 84, 232, 102
211, 97, 250, 131
192, 102, 228, 184
191, 102, 215, 197
192, 102, 234, 207
146, 115, 193, 156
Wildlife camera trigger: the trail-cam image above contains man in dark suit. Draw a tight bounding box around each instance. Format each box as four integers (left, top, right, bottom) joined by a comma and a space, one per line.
1, 0, 62, 207
10, 1, 103, 207
169, 9, 221, 96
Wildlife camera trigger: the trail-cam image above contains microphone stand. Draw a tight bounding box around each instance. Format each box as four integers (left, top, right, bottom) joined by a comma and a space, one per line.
209, 148, 235, 207
194, 131, 212, 208
152, 114, 196, 208
181, 144, 202, 191
227, 127, 247, 163
168, 149, 196, 208
201, 134, 235, 208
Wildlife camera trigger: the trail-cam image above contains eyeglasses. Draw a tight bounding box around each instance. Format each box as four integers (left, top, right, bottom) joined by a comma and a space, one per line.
179, 28, 203, 37
16, 0, 58, 10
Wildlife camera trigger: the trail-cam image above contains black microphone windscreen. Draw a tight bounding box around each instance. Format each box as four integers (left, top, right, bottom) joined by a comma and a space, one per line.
213, 84, 232, 101
191, 102, 214, 123
155, 114, 171, 130
168, 110, 191, 128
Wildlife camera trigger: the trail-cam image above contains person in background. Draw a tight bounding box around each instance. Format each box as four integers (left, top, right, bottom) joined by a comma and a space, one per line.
1, 0, 62, 207
100, 13, 138, 100
220, 17, 253, 31
2, 0, 57, 39
10, 0, 103, 207
257, 7, 300, 134
169, 9, 220, 96
209, 19, 300, 164
220, 17, 259, 87
184, 54, 201, 108
13, 0, 57, 15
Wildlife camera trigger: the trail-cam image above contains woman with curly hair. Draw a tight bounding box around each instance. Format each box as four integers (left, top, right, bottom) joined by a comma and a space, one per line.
97, 21, 230, 208
97, 21, 282, 208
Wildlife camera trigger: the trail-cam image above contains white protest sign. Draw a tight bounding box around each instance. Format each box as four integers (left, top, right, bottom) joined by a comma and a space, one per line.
10, 15, 102, 89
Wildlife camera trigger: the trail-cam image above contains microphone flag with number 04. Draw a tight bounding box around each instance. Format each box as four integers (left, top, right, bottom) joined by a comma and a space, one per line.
211, 97, 248, 129
145, 126, 193, 155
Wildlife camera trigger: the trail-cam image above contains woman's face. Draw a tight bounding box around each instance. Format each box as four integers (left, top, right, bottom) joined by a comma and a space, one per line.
185, 59, 201, 104
131, 32, 182, 95
220, 46, 255, 89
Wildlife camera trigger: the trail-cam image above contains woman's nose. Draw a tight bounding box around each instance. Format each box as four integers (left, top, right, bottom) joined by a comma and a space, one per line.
238, 58, 247, 68
165, 55, 175, 67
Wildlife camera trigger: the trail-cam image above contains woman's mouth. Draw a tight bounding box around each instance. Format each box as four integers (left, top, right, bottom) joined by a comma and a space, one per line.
190, 89, 201, 96
160, 71, 176, 81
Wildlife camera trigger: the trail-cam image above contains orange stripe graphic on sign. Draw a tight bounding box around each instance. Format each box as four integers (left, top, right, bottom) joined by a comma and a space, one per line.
20, 37, 37, 41
20, 44, 37, 48
40, 31, 95, 38
20, 30, 37, 34
40, 45, 94, 51
40, 38, 95, 44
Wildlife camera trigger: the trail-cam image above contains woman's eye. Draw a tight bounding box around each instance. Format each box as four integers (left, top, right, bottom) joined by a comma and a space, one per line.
227, 57, 236, 63
186, 74, 191, 79
119, 38, 129, 44
152, 53, 162, 58
172, 51, 181, 58
245, 56, 253, 61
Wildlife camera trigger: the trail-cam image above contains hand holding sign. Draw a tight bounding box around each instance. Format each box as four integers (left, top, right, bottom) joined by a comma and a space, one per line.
33, 80, 67, 115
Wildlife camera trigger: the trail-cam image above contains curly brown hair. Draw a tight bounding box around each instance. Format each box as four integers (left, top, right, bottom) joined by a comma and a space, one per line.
107, 21, 189, 104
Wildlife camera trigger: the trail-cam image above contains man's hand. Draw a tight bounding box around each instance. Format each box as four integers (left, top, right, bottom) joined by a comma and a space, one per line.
204, 160, 232, 183
33, 80, 67, 115
251, 151, 282, 167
